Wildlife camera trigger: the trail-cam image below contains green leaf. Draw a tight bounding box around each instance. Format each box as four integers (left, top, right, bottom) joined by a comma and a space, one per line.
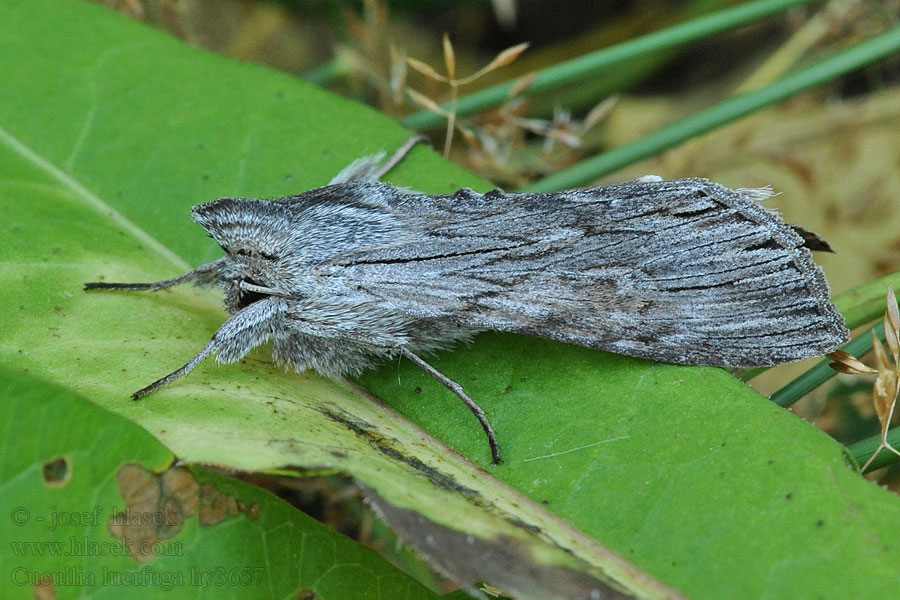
0, 367, 438, 600
4, 2, 900, 599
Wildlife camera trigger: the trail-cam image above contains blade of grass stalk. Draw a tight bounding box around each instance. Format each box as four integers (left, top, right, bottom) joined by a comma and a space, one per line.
768, 323, 885, 408
301, 56, 351, 86
522, 25, 900, 193
848, 426, 900, 472
401, 0, 826, 131
832, 273, 900, 330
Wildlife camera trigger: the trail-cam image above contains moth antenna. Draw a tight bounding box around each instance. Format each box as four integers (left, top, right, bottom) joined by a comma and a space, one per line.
84, 258, 223, 292
400, 347, 500, 464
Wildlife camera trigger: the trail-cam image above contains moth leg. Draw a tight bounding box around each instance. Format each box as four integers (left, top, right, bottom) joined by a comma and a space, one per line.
328, 134, 430, 184
84, 258, 224, 292
132, 297, 285, 400
131, 338, 216, 400
400, 347, 501, 465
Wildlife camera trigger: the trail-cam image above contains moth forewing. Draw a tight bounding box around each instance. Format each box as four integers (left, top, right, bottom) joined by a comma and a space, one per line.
335, 179, 847, 367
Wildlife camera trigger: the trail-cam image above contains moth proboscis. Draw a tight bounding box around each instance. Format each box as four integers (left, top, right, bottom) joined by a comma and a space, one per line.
85, 135, 848, 464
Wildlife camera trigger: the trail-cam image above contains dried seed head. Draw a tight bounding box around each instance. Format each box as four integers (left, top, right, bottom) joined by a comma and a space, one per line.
388, 44, 407, 106
508, 72, 537, 99
406, 56, 448, 82
582, 96, 618, 130
884, 313, 900, 364
887, 285, 900, 330
486, 42, 530, 70
885, 285, 900, 363
407, 88, 449, 116
442, 33, 455, 80
827, 350, 877, 375
456, 123, 479, 147
873, 368, 898, 422
872, 330, 891, 373
459, 42, 530, 85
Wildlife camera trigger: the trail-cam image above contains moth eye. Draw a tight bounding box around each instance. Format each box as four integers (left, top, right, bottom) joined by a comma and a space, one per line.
233, 247, 277, 260
230, 247, 276, 261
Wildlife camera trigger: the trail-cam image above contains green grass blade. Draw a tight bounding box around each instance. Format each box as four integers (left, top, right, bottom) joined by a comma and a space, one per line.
523, 25, 900, 192
832, 272, 900, 329
848, 427, 900, 472
769, 322, 884, 408
401, 0, 825, 131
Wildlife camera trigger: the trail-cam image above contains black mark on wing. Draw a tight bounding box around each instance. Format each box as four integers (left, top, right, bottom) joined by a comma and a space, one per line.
342, 244, 525, 266
670, 205, 719, 218
744, 239, 782, 252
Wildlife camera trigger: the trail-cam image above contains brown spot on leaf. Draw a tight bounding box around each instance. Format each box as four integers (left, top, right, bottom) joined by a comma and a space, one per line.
200, 492, 230, 526
197, 482, 260, 526
42, 457, 70, 486
34, 575, 55, 600
109, 464, 196, 563
110, 465, 261, 563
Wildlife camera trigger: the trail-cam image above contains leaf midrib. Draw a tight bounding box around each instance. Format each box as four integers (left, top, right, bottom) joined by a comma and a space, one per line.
0, 122, 189, 270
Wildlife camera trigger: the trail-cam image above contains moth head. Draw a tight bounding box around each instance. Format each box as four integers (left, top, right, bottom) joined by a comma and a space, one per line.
191, 198, 291, 260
